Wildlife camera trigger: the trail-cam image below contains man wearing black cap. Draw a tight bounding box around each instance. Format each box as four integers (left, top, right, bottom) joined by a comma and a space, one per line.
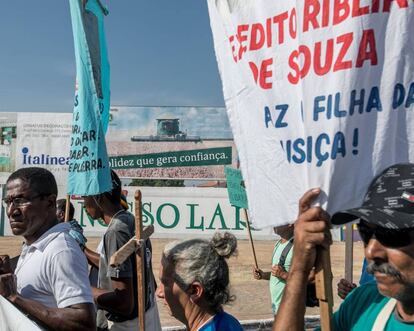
273, 163, 414, 330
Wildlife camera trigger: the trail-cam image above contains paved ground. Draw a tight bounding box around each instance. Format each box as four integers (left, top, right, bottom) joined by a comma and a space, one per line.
0, 236, 365, 328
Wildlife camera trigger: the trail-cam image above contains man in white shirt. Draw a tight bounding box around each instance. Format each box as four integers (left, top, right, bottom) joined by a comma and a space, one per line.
0, 167, 96, 331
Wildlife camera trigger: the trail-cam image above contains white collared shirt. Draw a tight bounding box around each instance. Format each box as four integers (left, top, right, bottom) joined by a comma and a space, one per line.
15, 223, 94, 308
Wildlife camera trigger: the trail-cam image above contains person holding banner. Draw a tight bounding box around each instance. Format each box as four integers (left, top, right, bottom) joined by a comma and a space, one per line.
0, 167, 96, 331
253, 225, 294, 314
253, 225, 317, 315
274, 164, 414, 331
157, 232, 243, 331
83, 169, 161, 331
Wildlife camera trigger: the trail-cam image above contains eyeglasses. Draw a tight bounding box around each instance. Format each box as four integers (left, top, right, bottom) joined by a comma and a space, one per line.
2, 194, 45, 209
357, 222, 414, 248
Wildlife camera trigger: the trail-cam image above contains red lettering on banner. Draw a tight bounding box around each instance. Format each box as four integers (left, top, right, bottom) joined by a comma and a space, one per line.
384, 0, 409, 12
260, 58, 273, 89
229, 35, 238, 62
249, 58, 274, 89
322, 0, 330, 27
352, 0, 370, 17
287, 46, 311, 84
289, 8, 297, 39
266, 18, 272, 47
299, 46, 312, 79
287, 29, 377, 84
249, 62, 259, 82
226, 1, 410, 72
314, 39, 334, 75
303, 0, 320, 32
288, 52, 300, 84
356, 29, 378, 67
333, 0, 350, 25
372, 0, 381, 12
273, 11, 288, 44
237, 24, 249, 60
334, 32, 354, 71
250, 23, 265, 50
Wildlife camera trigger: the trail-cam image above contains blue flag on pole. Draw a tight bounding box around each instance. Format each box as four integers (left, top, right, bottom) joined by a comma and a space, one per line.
67, 0, 112, 195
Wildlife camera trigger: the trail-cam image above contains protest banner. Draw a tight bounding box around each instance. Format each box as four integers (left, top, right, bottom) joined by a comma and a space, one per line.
225, 166, 248, 209
225, 166, 258, 267
208, 1, 414, 229
67, 0, 112, 195
0, 296, 46, 330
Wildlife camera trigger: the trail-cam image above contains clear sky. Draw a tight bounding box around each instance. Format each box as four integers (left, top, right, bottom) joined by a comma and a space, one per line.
0, 1, 225, 113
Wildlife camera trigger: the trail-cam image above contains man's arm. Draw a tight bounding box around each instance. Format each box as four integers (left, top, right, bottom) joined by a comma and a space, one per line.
93, 276, 134, 316
273, 266, 316, 282
84, 246, 100, 269
0, 274, 95, 331
273, 188, 332, 331
253, 267, 271, 280
10, 296, 95, 331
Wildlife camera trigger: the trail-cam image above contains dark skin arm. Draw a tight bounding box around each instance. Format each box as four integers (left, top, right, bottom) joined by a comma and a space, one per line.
253, 267, 271, 280
83, 246, 100, 269
1, 273, 95, 331
93, 277, 135, 316
273, 188, 332, 331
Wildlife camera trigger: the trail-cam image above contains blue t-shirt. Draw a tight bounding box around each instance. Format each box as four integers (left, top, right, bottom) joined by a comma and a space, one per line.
316, 282, 414, 330
198, 311, 243, 331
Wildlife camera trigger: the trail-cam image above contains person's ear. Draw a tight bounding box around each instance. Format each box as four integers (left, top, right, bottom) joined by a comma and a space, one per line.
188, 282, 204, 304
46, 194, 57, 208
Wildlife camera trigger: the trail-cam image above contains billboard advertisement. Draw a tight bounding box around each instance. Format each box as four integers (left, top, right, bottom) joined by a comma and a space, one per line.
1, 187, 273, 239
107, 106, 237, 179
0, 107, 237, 186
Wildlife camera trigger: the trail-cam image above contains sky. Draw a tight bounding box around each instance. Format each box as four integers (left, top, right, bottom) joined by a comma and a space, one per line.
0, 1, 225, 113
108, 106, 232, 141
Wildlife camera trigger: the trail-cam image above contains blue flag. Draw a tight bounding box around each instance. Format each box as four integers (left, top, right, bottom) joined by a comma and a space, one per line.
67, 0, 112, 195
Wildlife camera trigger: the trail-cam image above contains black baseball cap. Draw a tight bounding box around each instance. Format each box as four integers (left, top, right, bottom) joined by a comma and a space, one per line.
331, 163, 414, 229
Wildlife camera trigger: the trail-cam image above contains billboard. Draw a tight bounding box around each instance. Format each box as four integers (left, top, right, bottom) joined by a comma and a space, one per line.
107, 107, 237, 179
1, 187, 273, 239
0, 107, 237, 186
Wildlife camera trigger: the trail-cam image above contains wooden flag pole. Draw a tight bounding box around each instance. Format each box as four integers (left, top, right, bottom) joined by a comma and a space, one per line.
344, 224, 354, 283
135, 190, 146, 331
315, 247, 334, 331
243, 208, 259, 269
64, 194, 71, 222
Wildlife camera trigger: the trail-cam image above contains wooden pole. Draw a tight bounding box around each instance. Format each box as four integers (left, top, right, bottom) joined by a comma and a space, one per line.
344, 224, 354, 283
134, 190, 145, 331
243, 208, 259, 269
315, 247, 334, 331
64, 195, 71, 222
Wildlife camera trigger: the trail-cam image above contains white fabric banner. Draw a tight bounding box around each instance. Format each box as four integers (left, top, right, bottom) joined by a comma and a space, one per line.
208, 1, 414, 228
0, 296, 46, 330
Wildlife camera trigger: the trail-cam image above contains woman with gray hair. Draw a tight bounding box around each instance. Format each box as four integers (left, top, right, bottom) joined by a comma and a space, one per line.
156, 232, 243, 331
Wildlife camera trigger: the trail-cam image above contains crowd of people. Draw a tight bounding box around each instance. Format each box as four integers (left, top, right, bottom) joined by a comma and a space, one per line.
1, 163, 414, 330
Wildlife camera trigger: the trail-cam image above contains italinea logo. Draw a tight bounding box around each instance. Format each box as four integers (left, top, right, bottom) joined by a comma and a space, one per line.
21, 147, 69, 166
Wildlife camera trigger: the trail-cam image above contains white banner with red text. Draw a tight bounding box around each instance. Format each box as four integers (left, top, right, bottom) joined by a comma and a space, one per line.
208, 0, 414, 228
